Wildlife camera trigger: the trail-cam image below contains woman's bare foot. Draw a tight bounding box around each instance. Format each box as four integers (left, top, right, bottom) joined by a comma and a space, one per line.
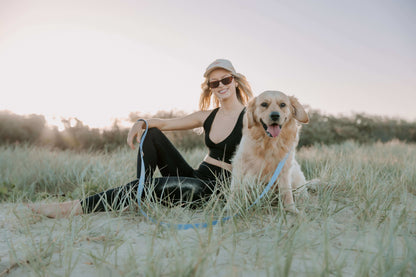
27, 200, 83, 218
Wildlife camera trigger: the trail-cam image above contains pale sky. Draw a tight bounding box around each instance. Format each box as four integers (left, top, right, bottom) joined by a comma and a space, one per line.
1, 0, 415, 129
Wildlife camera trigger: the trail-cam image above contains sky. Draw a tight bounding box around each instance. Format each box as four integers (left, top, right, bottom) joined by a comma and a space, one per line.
1, 0, 415, 129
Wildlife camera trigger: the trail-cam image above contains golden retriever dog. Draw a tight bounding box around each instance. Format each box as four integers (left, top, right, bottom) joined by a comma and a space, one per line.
230, 90, 309, 214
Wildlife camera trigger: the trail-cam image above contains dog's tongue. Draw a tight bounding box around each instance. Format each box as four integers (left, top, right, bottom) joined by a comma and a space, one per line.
267, 125, 281, 137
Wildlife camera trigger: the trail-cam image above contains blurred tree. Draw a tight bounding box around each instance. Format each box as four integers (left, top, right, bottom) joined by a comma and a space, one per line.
0, 111, 46, 144
1, 109, 415, 151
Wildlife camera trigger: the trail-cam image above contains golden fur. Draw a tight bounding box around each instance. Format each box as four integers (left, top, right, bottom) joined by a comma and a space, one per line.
230, 90, 309, 213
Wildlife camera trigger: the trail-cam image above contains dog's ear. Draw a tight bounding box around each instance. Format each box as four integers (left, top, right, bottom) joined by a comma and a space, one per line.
246, 97, 257, 129
289, 96, 309, 123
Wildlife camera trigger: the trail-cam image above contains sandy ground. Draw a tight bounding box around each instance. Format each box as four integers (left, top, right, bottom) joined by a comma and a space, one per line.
0, 204, 161, 276
1, 193, 415, 276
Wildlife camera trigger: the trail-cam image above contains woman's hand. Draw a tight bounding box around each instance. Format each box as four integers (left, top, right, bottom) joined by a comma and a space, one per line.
127, 120, 144, 150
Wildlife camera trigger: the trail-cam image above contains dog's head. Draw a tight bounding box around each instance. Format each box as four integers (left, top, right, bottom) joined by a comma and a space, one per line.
246, 90, 309, 138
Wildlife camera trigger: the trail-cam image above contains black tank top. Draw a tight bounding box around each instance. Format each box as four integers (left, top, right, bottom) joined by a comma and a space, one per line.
203, 107, 245, 164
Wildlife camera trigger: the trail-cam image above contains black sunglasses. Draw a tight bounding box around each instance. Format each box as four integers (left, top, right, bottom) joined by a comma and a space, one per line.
208, 76, 234, 89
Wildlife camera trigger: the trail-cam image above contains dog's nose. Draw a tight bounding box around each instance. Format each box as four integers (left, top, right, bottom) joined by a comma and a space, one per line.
270, 111, 280, 121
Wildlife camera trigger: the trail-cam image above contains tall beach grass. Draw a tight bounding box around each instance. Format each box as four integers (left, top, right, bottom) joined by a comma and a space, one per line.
0, 141, 415, 276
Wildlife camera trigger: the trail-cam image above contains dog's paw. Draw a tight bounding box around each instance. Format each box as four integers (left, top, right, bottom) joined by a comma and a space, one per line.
284, 204, 299, 215
305, 178, 321, 194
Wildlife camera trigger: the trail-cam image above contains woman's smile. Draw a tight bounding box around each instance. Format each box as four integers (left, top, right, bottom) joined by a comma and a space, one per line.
218, 88, 229, 94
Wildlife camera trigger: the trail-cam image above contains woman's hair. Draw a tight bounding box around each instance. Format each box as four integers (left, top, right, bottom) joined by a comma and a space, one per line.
199, 72, 253, 110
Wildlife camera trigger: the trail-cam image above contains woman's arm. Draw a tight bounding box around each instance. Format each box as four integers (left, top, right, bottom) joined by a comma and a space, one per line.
127, 110, 210, 149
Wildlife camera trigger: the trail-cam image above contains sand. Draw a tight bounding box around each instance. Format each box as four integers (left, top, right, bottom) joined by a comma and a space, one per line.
1, 192, 415, 276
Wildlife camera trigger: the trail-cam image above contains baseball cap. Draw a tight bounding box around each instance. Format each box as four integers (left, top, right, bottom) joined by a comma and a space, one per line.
204, 59, 237, 77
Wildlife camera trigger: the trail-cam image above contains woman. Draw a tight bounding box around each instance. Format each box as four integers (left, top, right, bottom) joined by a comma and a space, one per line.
29, 59, 253, 218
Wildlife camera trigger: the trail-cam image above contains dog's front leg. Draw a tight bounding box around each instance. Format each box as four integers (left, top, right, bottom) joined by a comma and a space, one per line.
279, 174, 299, 214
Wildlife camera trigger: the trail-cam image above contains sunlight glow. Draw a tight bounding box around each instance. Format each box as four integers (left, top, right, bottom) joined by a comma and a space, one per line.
1, 0, 415, 129
0, 25, 200, 128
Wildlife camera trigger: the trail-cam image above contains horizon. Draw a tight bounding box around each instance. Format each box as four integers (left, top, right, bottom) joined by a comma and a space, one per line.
2, 105, 415, 132
1, 0, 415, 129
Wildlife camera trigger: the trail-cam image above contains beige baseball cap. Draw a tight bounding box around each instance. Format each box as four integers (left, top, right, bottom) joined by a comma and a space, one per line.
204, 59, 237, 77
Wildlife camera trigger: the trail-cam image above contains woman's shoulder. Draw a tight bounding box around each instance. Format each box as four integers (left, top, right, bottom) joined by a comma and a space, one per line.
185, 109, 215, 126
193, 109, 217, 120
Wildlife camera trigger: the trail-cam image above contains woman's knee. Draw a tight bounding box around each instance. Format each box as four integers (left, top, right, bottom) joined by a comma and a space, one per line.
141, 127, 163, 142
142, 127, 167, 147
146, 127, 162, 136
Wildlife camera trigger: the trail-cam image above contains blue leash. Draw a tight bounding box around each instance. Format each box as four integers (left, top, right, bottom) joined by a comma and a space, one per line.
136, 119, 289, 230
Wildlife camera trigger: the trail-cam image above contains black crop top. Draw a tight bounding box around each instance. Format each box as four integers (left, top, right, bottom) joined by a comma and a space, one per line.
203, 107, 245, 164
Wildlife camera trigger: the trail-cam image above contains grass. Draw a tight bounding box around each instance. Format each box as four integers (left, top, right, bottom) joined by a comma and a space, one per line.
0, 140, 415, 276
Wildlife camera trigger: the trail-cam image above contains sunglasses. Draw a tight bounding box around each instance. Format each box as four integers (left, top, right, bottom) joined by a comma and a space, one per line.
208, 76, 234, 89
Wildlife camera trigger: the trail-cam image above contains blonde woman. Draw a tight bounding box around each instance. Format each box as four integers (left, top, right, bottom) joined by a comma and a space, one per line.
30, 59, 253, 218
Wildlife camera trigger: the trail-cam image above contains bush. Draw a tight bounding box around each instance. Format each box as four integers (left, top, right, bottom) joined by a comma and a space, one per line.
1, 109, 415, 152
299, 109, 416, 147
0, 111, 46, 145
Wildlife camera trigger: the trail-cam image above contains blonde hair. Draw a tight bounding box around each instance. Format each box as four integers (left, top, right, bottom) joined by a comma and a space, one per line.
199, 72, 253, 110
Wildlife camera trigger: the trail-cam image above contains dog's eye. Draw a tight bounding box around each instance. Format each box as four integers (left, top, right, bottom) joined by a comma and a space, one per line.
280, 103, 286, 108
261, 102, 269, 108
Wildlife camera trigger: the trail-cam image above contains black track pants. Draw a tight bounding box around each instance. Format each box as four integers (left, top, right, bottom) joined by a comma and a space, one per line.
80, 128, 230, 213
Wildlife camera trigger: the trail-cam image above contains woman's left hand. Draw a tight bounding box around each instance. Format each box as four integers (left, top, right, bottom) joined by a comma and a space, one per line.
127, 120, 144, 150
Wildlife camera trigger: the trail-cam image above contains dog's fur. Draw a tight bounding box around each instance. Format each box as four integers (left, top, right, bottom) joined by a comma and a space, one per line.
230, 90, 309, 213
